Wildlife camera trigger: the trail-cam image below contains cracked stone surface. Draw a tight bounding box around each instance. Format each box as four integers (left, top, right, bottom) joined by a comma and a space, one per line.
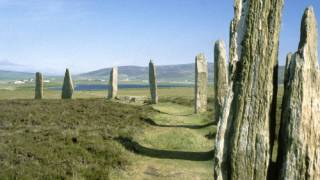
277, 7, 320, 180
213, 0, 284, 179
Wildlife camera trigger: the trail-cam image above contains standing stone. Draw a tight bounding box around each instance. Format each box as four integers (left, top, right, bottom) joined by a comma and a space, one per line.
194, 53, 208, 114
213, 1, 247, 176
34, 72, 43, 99
213, 40, 228, 122
228, 0, 245, 80
61, 68, 74, 99
283, 53, 293, 87
213, 0, 284, 179
149, 60, 158, 104
108, 67, 118, 99
277, 7, 320, 180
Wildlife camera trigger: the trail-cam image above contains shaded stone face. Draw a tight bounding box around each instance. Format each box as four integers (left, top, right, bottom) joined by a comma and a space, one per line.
108, 67, 118, 99
61, 69, 74, 99
283, 53, 293, 88
149, 60, 158, 104
213, 0, 284, 179
213, 40, 228, 122
194, 53, 208, 113
35, 72, 43, 99
277, 7, 320, 180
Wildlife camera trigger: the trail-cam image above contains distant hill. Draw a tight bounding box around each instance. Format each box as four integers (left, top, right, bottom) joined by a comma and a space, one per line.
79, 63, 285, 84
0, 70, 34, 81
79, 63, 214, 82
0, 64, 285, 84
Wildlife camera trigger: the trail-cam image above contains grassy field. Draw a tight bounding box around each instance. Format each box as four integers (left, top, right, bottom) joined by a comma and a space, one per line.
0, 86, 283, 179
0, 86, 214, 100
0, 99, 154, 179
122, 102, 215, 179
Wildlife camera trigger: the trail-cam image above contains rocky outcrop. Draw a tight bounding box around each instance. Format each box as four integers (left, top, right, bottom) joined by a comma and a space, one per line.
277, 7, 320, 180
35, 72, 43, 99
214, 40, 228, 122
194, 53, 208, 113
61, 68, 74, 99
149, 60, 158, 104
213, 0, 284, 179
108, 67, 118, 99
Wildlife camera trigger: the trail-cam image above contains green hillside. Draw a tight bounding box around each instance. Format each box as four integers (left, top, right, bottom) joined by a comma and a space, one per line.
79, 63, 285, 83
80, 63, 212, 82
0, 70, 34, 81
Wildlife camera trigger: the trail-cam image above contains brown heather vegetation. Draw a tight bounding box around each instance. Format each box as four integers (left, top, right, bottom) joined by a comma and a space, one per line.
0, 99, 152, 179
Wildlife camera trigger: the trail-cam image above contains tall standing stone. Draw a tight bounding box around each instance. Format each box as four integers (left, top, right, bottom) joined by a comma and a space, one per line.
61, 68, 74, 99
213, 1, 247, 176
194, 53, 208, 114
213, 0, 284, 179
35, 72, 43, 99
149, 60, 158, 104
108, 67, 118, 99
228, 0, 245, 80
213, 40, 228, 122
277, 7, 320, 180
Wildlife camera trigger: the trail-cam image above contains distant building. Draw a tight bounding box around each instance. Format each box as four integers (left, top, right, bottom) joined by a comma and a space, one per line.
14, 80, 25, 85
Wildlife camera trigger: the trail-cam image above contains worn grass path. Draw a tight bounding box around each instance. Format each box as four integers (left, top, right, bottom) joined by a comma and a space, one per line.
115, 102, 216, 180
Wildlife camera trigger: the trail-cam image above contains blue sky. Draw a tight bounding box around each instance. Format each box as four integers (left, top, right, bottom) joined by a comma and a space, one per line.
0, 0, 319, 74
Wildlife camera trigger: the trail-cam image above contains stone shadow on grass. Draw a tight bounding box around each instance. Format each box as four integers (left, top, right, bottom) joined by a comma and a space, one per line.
152, 109, 194, 116
115, 137, 214, 161
205, 131, 217, 140
142, 117, 216, 129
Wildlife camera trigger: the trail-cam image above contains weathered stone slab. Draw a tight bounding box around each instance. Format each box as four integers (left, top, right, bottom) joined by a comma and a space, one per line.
35, 72, 43, 99
228, 0, 246, 80
214, 40, 228, 122
149, 60, 158, 104
277, 7, 320, 180
61, 68, 74, 99
213, 2, 253, 173
194, 53, 208, 113
108, 67, 118, 99
213, 1, 247, 176
213, 0, 284, 179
